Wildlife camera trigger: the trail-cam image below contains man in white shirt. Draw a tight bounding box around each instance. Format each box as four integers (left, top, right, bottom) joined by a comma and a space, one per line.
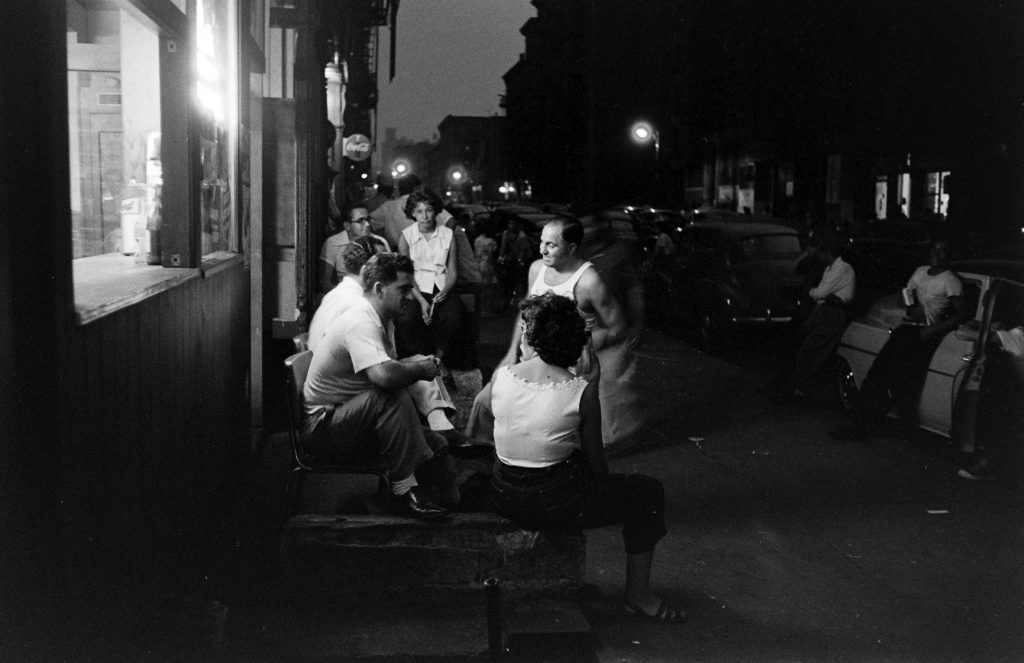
831, 240, 969, 440
302, 254, 454, 519
774, 235, 856, 401
308, 238, 476, 449
318, 202, 388, 295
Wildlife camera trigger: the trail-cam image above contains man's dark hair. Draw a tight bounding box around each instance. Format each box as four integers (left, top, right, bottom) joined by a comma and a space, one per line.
404, 189, 438, 220
344, 201, 370, 221
362, 253, 414, 293
397, 173, 422, 196
520, 293, 588, 369
341, 236, 376, 275
819, 233, 841, 257
549, 216, 584, 247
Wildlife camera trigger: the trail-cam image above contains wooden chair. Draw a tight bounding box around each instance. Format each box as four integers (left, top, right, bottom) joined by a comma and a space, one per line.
292, 332, 310, 353
283, 351, 392, 515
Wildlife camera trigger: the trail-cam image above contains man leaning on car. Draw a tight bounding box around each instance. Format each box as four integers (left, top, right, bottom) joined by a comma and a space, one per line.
829, 240, 969, 441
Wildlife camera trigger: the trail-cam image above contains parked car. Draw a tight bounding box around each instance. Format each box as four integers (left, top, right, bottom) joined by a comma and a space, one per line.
490, 204, 573, 257
844, 223, 931, 298
835, 260, 1024, 438
664, 219, 806, 351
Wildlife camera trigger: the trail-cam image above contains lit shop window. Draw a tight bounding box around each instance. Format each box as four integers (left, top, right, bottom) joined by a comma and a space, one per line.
926, 171, 951, 220
67, 0, 164, 262
196, 0, 239, 257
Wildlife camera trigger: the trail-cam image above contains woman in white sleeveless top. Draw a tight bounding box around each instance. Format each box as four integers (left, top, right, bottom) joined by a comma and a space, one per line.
396, 189, 464, 387
489, 293, 685, 624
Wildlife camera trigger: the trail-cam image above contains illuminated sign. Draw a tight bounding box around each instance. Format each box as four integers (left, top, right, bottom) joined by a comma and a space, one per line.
344, 134, 372, 162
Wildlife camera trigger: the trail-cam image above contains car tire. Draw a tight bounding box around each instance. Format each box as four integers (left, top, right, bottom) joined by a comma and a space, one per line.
837, 357, 858, 412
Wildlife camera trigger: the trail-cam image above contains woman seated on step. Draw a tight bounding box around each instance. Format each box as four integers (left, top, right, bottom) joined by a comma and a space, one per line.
488, 292, 685, 624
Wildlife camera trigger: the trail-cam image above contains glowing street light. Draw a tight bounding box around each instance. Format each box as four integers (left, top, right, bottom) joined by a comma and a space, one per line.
448, 166, 466, 185
630, 121, 661, 202
393, 159, 411, 175
630, 121, 660, 158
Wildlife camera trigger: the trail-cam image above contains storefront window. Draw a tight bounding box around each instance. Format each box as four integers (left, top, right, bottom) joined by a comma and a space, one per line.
67, 0, 163, 262
196, 0, 239, 257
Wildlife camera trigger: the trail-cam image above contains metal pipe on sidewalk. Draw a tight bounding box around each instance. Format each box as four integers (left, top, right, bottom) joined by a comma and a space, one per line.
484, 576, 505, 660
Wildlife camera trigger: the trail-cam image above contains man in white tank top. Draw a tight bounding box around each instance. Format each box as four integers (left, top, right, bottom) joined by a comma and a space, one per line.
468, 217, 637, 449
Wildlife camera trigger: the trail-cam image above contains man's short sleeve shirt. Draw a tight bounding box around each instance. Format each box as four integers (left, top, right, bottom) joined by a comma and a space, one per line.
303, 299, 393, 409
909, 266, 963, 325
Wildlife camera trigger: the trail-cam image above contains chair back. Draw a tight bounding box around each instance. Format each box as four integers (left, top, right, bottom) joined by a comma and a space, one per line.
284, 350, 314, 470
293, 332, 310, 353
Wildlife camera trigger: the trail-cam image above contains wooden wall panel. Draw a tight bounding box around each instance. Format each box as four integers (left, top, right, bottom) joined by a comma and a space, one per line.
59, 264, 250, 602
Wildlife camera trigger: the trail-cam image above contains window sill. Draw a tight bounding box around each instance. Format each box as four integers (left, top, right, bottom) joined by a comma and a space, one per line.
201, 251, 245, 277
73, 254, 199, 325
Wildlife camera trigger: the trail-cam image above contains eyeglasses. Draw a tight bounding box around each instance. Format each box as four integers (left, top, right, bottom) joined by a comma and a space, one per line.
350, 216, 371, 224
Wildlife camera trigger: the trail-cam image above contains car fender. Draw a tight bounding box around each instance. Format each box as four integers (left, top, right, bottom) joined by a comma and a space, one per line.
693, 278, 737, 317
836, 320, 891, 389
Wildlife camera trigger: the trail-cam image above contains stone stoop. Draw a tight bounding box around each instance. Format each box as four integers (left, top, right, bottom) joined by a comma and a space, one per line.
281, 512, 586, 595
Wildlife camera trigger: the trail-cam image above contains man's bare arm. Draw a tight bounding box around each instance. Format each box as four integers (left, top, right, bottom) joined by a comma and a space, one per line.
922, 295, 970, 342
576, 268, 628, 350
365, 357, 438, 390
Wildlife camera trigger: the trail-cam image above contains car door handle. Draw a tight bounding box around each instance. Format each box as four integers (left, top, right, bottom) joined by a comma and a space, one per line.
962, 353, 973, 362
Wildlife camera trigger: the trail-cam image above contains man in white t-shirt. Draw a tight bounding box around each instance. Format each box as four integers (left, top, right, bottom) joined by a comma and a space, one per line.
831, 241, 969, 440
308, 238, 475, 448
302, 254, 452, 519
467, 217, 639, 451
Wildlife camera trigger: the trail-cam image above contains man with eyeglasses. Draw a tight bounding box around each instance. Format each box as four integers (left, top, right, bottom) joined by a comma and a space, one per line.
318, 202, 389, 294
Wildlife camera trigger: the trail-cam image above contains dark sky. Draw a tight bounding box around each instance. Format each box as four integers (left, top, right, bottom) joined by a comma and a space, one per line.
376, 0, 535, 142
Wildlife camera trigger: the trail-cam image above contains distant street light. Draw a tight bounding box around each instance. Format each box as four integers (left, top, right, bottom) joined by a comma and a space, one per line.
448, 166, 466, 185
630, 121, 661, 203
392, 159, 411, 178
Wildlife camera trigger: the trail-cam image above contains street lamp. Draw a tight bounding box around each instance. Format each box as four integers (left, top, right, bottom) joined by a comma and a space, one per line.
392, 159, 411, 178
631, 121, 660, 160
630, 121, 661, 203
448, 166, 466, 185
391, 159, 411, 199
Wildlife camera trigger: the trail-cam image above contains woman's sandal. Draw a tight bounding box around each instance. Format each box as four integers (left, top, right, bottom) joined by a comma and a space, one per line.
623, 599, 688, 624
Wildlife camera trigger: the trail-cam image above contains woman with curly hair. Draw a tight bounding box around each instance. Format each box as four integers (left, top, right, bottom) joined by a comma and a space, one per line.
488, 293, 685, 624
395, 189, 464, 389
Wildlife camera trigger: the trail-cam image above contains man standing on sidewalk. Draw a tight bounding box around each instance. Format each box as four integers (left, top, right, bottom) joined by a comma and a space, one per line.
468, 217, 642, 452
773, 235, 855, 402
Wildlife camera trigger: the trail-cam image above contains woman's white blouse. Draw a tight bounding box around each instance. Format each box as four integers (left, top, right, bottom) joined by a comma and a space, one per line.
492, 365, 589, 468
402, 224, 453, 294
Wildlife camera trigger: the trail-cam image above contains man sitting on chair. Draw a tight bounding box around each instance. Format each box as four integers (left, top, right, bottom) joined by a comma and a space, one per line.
303, 254, 460, 519
308, 237, 479, 449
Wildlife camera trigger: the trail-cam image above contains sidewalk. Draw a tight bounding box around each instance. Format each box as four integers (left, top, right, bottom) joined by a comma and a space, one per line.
216, 309, 1024, 662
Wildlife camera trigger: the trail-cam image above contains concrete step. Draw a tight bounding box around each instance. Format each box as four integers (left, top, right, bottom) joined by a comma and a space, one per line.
281, 512, 586, 595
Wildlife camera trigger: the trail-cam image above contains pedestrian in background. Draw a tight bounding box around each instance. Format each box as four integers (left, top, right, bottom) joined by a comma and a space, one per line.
474, 226, 500, 316
772, 234, 855, 402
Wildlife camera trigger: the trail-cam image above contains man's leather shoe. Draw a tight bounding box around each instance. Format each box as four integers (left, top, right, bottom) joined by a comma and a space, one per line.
390, 487, 449, 520
438, 428, 494, 459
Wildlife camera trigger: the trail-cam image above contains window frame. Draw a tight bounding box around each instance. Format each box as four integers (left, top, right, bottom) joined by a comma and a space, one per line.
68, 0, 244, 324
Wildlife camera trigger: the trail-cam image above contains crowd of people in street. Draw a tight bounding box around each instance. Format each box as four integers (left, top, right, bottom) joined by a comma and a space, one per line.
301, 179, 1022, 624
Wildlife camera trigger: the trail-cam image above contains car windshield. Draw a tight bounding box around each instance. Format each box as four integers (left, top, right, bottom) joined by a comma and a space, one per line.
736, 234, 801, 261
